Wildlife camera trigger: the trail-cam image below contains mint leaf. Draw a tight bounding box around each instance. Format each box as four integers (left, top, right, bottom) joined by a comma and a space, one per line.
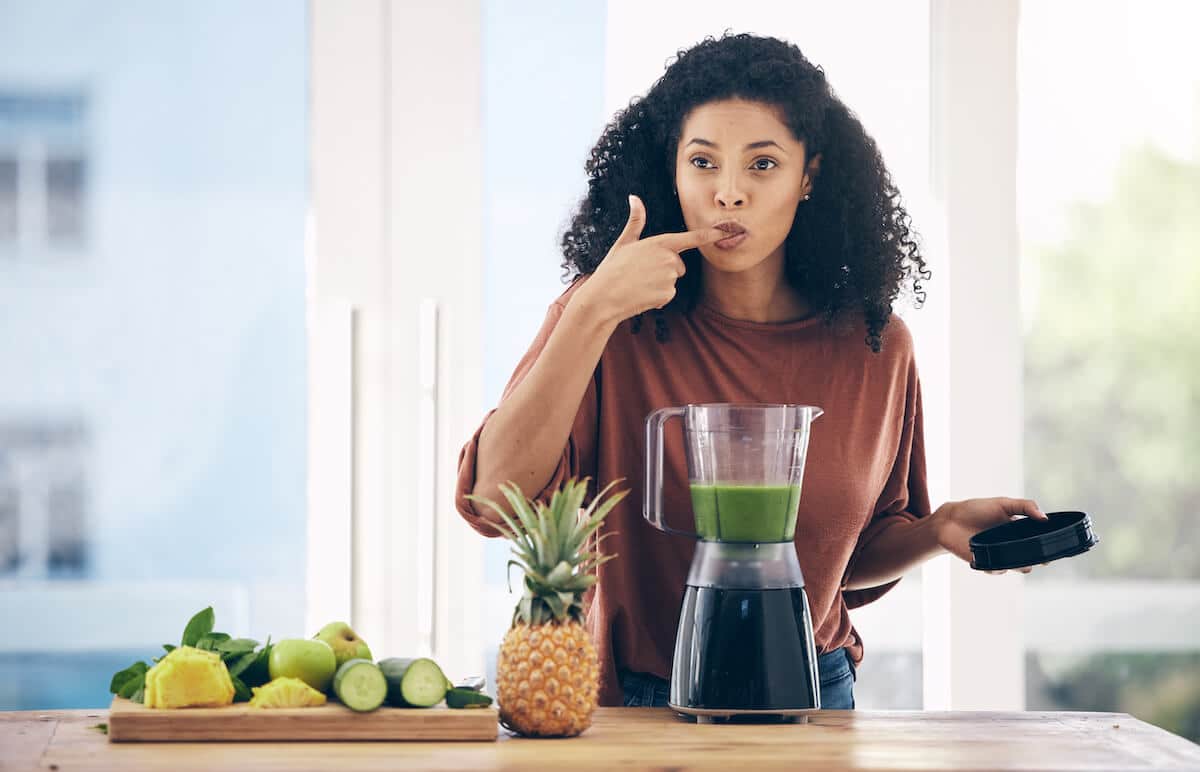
194, 633, 232, 652
241, 640, 273, 687
110, 661, 148, 694
118, 671, 145, 699
181, 607, 215, 647
162, 644, 176, 654
231, 675, 252, 703
227, 650, 258, 679
216, 638, 258, 657
130, 686, 145, 704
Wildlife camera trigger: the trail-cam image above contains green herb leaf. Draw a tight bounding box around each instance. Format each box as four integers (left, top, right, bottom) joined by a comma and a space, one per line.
162, 644, 176, 654
194, 633, 231, 652
227, 650, 258, 679
231, 675, 252, 703
215, 638, 258, 657
118, 673, 144, 699
130, 686, 145, 704
195, 632, 231, 651
241, 639, 273, 687
91, 723, 108, 735
181, 607, 215, 647
109, 661, 148, 695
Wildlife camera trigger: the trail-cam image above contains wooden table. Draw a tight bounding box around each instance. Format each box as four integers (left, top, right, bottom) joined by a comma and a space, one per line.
3, 707, 1199, 771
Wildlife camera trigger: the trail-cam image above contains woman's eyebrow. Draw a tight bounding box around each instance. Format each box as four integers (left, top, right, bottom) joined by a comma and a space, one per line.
685, 138, 787, 153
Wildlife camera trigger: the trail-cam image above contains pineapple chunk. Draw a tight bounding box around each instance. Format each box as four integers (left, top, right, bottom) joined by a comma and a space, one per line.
143, 646, 236, 709
248, 677, 327, 708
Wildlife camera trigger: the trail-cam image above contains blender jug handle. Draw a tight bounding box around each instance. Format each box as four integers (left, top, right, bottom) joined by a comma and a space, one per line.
644, 406, 696, 538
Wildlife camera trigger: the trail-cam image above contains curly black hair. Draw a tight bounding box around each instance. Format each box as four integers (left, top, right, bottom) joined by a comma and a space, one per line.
558, 32, 929, 353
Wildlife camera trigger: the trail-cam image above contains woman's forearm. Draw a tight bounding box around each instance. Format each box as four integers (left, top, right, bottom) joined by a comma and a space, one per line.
843, 505, 949, 590
472, 291, 619, 508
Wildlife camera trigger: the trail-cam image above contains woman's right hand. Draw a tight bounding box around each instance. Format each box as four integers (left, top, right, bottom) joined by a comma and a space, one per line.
571, 194, 727, 325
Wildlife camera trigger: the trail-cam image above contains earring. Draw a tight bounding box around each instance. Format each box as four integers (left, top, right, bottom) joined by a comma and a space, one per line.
804, 193, 811, 201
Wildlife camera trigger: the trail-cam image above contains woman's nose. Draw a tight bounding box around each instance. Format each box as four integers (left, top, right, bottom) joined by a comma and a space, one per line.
715, 189, 745, 207
713, 167, 747, 207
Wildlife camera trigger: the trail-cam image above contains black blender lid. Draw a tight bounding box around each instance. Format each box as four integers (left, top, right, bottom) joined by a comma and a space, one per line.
969, 510, 1099, 571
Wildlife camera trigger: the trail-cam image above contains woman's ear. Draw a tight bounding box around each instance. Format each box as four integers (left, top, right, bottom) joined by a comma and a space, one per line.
802, 153, 822, 197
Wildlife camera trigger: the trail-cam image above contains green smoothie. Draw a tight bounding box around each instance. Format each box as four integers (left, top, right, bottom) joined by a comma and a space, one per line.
688, 483, 802, 542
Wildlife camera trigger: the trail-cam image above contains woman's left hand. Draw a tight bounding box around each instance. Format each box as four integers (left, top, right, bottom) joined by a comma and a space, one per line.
933, 498, 1050, 575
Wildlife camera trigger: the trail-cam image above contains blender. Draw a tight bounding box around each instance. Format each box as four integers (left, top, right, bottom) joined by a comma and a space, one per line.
644, 403, 824, 722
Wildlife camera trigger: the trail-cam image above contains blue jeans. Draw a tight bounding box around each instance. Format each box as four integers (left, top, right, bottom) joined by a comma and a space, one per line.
620, 647, 857, 709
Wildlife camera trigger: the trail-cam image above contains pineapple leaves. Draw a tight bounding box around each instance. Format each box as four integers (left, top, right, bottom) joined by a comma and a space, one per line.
498, 482, 541, 539
564, 482, 628, 559
535, 500, 555, 568
560, 573, 599, 592
544, 592, 567, 621
546, 561, 572, 586
554, 483, 578, 548
465, 492, 534, 556
475, 476, 627, 628
515, 594, 534, 627
504, 559, 525, 595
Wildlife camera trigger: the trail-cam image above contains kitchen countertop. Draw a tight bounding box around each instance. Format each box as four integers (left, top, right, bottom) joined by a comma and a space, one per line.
3, 707, 1200, 771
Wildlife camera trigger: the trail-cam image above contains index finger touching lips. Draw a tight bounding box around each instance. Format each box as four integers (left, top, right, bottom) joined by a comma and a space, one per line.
654, 226, 728, 254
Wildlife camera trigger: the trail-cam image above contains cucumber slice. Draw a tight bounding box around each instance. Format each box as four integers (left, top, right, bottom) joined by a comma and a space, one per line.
446, 687, 493, 709
332, 659, 387, 712
453, 676, 486, 692
378, 657, 449, 708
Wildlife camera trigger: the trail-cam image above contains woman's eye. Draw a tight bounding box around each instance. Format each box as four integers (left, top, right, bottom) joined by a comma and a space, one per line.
689, 157, 777, 171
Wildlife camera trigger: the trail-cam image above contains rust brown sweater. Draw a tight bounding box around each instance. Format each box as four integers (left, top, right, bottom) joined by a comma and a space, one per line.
455, 277, 931, 706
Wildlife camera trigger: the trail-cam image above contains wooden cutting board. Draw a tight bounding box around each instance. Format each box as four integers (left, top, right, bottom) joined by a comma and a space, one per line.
107, 696, 498, 742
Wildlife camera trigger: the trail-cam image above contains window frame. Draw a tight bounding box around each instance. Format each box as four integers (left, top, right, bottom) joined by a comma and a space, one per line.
308, 0, 485, 681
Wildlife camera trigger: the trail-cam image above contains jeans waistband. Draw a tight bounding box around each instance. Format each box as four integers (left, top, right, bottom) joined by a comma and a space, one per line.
621, 646, 853, 687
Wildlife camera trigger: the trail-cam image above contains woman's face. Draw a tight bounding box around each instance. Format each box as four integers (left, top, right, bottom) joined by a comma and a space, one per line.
674, 98, 819, 274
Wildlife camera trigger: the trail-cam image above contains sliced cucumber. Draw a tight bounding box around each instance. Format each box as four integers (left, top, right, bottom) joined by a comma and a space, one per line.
446, 687, 493, 709
332, 659, 387, 712
378, 657, 449, 708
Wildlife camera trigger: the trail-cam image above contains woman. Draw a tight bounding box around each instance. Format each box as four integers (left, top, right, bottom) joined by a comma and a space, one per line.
455, 32, 1046, 709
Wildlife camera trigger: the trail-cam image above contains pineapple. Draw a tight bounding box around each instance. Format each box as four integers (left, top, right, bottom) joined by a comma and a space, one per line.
248, 677, 327, 708
468, 476, 626, 738
143, 646, 235, 709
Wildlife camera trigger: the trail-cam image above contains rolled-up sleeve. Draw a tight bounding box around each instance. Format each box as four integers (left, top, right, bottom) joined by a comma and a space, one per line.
454, 288, 599, 538
842, 365, 932, 608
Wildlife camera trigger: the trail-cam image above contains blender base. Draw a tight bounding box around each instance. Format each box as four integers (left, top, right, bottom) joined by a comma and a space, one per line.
670, 704, 816, 724
670, 576, 822, 714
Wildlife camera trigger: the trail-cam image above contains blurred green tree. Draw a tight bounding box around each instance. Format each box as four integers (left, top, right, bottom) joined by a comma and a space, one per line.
1023, 141, 1200, 742
1023, 142, 1200, 580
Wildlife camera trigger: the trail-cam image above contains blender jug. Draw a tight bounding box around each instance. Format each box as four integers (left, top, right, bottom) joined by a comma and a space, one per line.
645, 403, 823, 542
644, 403, 826, 718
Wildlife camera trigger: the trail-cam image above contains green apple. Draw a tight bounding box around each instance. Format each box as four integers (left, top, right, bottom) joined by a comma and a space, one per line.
268, 638, 337, 693
313, 621, 373, 668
